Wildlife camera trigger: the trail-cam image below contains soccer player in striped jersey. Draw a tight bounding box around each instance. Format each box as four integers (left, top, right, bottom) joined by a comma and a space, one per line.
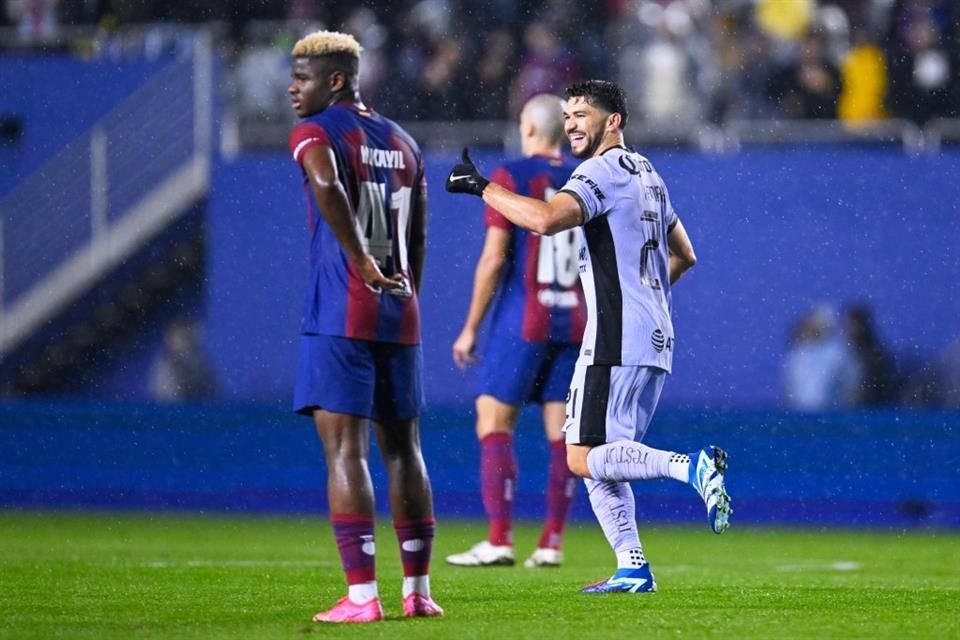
445, 95, 583, 569
446, 80, 732, 594
287, 31, 442, 621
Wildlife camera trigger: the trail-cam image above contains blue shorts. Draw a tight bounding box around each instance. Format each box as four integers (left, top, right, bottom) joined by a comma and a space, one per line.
476, 337, 579, 406
294, 334, 424, 422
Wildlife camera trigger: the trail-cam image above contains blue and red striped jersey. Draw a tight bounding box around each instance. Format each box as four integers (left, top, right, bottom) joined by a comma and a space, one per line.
485, 155, 586, 344
288, 101, 424, 345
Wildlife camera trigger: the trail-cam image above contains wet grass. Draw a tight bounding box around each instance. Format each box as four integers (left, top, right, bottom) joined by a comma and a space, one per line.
1, 511, 957, 639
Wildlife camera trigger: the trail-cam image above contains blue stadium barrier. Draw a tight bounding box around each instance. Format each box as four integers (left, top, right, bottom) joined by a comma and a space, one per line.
206, 148, 960, 409
1, 401, 957, 528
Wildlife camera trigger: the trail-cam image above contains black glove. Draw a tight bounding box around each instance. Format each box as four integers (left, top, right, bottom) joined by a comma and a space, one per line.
446, 148, 490, 197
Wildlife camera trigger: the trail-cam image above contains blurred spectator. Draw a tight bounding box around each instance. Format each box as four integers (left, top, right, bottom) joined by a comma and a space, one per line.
58, 0, 107, 25
417, 36, 467, 119
784, 304, 861, 411
838, 27, 889, 123
842, 305, 895, 405
884, 0, 957, 123
464, 28, 517, 120
379, 2, 470, 120
754, 0, 814, 42
734, 24, 780, 120
509, 20, 578, 117
232, 35, 293, 117
6, 0, 59, 40
637, 21, 698, 123
344, 8, 389, 108
149, 318, 217, 403
769, 33, 842, 119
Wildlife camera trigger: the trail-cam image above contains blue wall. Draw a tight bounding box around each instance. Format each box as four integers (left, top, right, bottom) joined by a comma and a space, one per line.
0, 56, 171, 195
1, 401, 957, 528
207, 148, 960, 409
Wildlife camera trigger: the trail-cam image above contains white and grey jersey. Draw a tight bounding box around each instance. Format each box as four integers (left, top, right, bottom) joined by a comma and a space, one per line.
559, 146, 679, 371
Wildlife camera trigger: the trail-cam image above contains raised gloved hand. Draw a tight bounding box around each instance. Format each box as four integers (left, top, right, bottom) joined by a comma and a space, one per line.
445, 148, 490, 197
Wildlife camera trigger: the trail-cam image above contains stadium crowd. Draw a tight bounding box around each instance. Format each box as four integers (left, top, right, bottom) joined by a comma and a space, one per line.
4, 0, 959, 125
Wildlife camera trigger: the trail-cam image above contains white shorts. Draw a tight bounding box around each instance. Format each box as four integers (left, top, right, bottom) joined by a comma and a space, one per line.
563, 364, 666, 446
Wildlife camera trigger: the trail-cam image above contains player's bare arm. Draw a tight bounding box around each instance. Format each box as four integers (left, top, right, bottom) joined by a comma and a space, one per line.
667, 218, 697, 285
447, 149, 583, 235
484, 184, 584, 236
452, 226, 510, 369
301, 144, 405, 292
409, 183, 427, 293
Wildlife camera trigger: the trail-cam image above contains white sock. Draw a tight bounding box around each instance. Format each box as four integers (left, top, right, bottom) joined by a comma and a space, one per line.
587, 441, 686, 482
585, 478, 641, 557
668, 452, 691, 483
616, 547, 647, 569
402, 575, 430, 599
348, 581, 378, 604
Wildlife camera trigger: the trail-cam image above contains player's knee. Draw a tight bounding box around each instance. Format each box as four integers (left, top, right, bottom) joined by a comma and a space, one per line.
476, 421, 514, 439
326, 440, 366, 465
475, 395, 519, 440
381, 439, 423, 465
566, 446, 591, 478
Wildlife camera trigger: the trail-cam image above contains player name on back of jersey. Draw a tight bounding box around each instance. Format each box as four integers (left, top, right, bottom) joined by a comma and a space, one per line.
361, 145, 406, 169
537, 289, 579, 308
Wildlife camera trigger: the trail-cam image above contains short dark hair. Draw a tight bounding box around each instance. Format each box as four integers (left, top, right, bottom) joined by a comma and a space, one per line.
312, 51, 359, 79
565, 80, 628, 129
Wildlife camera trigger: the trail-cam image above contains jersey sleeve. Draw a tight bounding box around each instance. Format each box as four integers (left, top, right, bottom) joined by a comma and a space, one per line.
558, 157, 611, 223
484, 166, 517, 230
662, 181, 679, 231
288, 121, 330, 166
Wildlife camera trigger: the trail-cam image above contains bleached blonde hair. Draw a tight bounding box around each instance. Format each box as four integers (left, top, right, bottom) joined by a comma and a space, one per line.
292, 30, 362, 58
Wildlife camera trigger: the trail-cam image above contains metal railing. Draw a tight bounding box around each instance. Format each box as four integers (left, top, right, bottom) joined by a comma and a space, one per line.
236, 112, 960, 153
0, 32, 213, 361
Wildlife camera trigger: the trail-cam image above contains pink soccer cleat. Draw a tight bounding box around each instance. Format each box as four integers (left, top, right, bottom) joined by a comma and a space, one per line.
402, 593, 445, 617
312, 596, 384, 623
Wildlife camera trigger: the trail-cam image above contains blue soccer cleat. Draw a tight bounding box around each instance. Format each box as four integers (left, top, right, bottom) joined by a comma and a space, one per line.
690, 445, 733, 534
580, 566, 657, 594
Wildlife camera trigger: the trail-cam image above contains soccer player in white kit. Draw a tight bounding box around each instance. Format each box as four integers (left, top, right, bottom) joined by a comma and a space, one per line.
446, 80, 732, 593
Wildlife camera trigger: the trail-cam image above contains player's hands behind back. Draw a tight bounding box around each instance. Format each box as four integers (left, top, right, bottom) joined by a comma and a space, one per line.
446, 148, 490, 197
356, 254, 412, 297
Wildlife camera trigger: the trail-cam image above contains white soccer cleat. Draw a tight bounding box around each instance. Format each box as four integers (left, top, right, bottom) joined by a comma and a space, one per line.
689, 445, 733, 534
523, 547, 563, 568
445, 541, 515, 567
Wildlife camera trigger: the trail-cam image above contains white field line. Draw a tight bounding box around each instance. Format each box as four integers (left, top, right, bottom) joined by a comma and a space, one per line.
143, 559, 334, 569
775, 561, 863, 572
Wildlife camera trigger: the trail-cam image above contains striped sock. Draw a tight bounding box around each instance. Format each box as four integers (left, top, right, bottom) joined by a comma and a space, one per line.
538, 440, 576, 549
481, 433, 516, 546
331, 513, 377, 599
394, 518, 435, 598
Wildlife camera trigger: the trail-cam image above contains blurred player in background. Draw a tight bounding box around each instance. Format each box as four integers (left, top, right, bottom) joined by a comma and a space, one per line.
286, 31, 442, 622
446, 95, 583, 569
446, 80, 732, 593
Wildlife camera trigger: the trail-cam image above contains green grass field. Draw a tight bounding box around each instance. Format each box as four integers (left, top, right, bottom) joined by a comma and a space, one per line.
1, 511, 958, 639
